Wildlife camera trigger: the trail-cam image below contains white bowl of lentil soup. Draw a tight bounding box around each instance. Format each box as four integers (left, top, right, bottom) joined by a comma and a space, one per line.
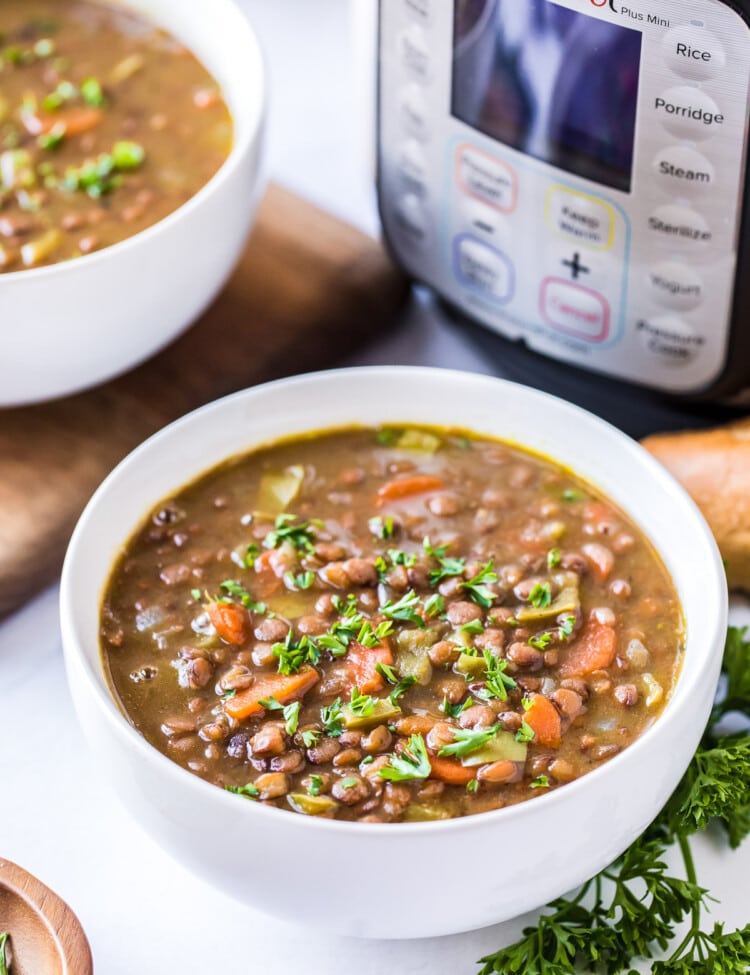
0, 0, 265, 405
60, 367, 728, 938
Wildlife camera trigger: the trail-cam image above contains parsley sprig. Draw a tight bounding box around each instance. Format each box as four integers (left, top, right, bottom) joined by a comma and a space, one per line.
477, 626, 750, 975
424, 536, 466, 585
380, 733, 431, 782
461, 561, 499, 608
263, 514, 319, 553
439, 724, 500, 759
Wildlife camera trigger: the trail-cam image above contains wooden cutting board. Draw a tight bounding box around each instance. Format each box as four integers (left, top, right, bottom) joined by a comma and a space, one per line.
0, 182, 410, 619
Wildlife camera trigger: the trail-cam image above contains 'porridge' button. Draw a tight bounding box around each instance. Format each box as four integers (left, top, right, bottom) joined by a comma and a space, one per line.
654, 86, 723, 140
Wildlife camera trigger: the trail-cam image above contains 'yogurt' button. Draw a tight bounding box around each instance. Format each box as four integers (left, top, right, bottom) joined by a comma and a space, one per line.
653, 146, 714, 192
455, 236, 514, 302
648, 204, 712, 247
637, 315, 705, 366
654, 86, 724, 141
398, 25, 431, 82
662, 25, 726, 81
647, 261, 705, 312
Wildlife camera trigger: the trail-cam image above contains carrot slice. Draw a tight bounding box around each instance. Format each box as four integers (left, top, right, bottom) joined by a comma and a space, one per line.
207, 601, 252, 647
344, 641, 394, 694
559, 622, 617, 679
375, 475, 445, 507
225, 666, 319, 721
23, 106, 103, 136
525, 694, 562, 749
429, 755, 476, 787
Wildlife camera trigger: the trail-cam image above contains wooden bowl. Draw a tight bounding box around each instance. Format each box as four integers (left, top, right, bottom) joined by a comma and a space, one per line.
0, 860, 92, 974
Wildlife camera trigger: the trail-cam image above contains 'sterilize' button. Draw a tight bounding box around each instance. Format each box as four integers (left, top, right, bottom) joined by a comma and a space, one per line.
648, 204, 712, 246
654, 86, 723, 140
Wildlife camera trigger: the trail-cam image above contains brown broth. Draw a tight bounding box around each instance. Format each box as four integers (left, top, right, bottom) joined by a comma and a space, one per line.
101, 426, 684, 823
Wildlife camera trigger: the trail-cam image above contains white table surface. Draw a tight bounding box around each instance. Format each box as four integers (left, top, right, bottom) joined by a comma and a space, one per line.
1, 2, 748, 972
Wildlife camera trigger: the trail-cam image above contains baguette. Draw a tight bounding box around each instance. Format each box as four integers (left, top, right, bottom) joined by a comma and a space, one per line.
642, 419, 750, 591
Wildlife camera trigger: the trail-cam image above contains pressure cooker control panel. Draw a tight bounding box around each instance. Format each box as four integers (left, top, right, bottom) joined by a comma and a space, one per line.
378, 0, 750, 394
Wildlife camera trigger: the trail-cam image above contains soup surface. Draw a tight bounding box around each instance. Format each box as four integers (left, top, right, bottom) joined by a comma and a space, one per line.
102, 427, 683, 823
0, 0, 232, 271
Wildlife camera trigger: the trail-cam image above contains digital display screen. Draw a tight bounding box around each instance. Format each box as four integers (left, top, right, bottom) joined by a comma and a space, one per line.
452, 0, 642, 192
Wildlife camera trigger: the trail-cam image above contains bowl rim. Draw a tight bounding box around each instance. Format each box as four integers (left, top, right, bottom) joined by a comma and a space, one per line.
0, 0, 265, 285
60, 366, 729, 837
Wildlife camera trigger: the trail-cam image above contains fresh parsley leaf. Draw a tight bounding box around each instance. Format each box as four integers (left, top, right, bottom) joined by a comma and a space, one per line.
439, 724, 500, 759
225, 783, 259, 800
531, 775, 550, 789
283, 570, 315, 591
379, 733, 431, 782
515, 720, 536, 743
387, 548, 417, 568
460, 618, 484, 636
466, 779, 479, 793
302, 729, 321, 748
482, 650, 518, 702
349, 686, 376, 717
461, 561, 498, 608
272, 631, 320, 674
375, 662, 417, 704
190, 588, 202, 601
320, 698, 344, 737
219, 579, 265, 613
369, 515, 395, 540
308, 774, 323, 797
424, 537, 467, 586
340, 777, 360, 790
528, 582, 552, 609
529, 631, 554, 651
263, 514, 319, 553
558, 614, 577, 639
441, 696, 473, 718
381, 590, 425, 627
423, 593, 445, 619
547, 547, 562, 569
283, 701, 301, 736
562, 489, 583, 502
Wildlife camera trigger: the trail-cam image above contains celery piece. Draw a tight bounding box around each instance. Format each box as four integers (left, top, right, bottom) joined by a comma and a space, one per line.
404, 803, 452, 822
395, 429, 442, 453
396, 629, 437, 685
287, 793, 339, 816
20, 228, 62, 267
455, 652, 486, 679
340, 698, 402, 731
460, 731, 528, 767
257, 465, 305, 514
516, 572, 580, 623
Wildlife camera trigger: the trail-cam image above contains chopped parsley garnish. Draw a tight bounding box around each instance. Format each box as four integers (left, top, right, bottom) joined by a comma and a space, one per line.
302, 730, 321, 748
369, 515, 395, 539
547, 547, 562, 569
340, 777, 360, 790
0, 932, 9, 975
376, 428, 399, 446
375, 662, 417, 704
387, 548, 417, 568
272, 631, 320, 674
558, 614, 577, 639
81, 76, 105, 107
439, 724, 500, 759
531, 775, 550, 789
528, 582, 552, 609
190, 588, 202, 601
381, 590, 425, 627
320, 699, 344, 737
528, 631, 554, 651
460, 618, 485, 636
424, 536, 466, 586
225, 782, 259, 800
219, 579, 266, 614
461, 561, 498, 608
243, 542, 261, 568
423, 593, 445, 619
38, 123, 65, 150
562, 488, 583, 502
256, 696, 301, 735
515, 720, 536, 743
482, 651, 518, 701
349, 686, 376, 717
379, 733, 431, 782
263, 514, 319, 553
441, 696, 473, 718
283, 570, 316, 591
308, 774, 323, 797
466, 778, 479, 793
356, 619, 394, 648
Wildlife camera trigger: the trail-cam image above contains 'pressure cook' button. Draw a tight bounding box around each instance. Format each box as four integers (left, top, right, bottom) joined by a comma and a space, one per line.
654, 86, 724, 141
546, 187, 614, 250
647, 261, 704, 312
540, 279, 610, 343
455, 236, 514, 302
637, 315, 705, 366
398, 25, 430, 82
662, 25, 726, 81
394, 193, 430, 245
648, 204, 712, 247
653, 146, 714, 192
457, 146, 517, 213
400, 84, 429, 140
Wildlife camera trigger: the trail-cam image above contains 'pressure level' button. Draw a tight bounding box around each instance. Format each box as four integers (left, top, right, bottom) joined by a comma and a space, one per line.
654, 86, 724, 140
457, 145, 517, 213
653, 146, 714, 192
647, 261, 704, 312
662, 25, 726, 81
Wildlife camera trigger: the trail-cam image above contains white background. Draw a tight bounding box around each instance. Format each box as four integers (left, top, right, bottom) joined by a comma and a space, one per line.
0, 1, 748, 972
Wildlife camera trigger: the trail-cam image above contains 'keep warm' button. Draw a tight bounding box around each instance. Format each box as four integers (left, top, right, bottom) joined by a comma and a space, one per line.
540, 279, 610, 343
546, 187, 614, 251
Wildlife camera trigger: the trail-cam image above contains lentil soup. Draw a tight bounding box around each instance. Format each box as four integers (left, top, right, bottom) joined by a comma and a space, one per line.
0, 0, 232, 271
101, 427, 684, 823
